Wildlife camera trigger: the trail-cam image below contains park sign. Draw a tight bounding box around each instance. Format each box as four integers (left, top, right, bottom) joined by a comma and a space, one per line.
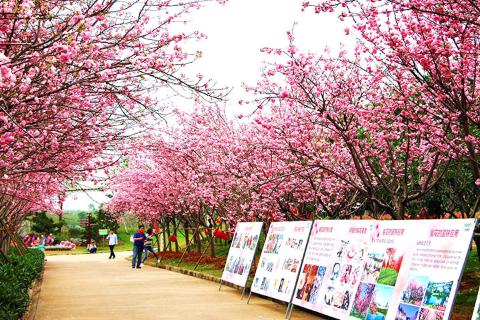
99, 229, 108, 236
221, 222, 263, 287
251, 220, 313, 303
290, 219, 476, 320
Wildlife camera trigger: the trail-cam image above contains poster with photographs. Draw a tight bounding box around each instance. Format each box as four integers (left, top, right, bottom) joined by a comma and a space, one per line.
349, 220, 412, 320
293, 220, 374, 319
251, 221, 313, 303
221, 222, 263, 287
471, 287, 480, 320
385, 219, 476, 320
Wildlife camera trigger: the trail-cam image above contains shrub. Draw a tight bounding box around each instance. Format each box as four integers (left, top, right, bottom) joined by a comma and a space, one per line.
0, 249, 45, 320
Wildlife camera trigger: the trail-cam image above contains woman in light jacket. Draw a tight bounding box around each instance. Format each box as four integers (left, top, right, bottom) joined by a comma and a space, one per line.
106, 230, 118, 259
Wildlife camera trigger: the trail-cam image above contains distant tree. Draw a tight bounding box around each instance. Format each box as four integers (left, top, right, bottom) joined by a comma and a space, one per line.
96, 207, 119, 232
31, 212, 64, 235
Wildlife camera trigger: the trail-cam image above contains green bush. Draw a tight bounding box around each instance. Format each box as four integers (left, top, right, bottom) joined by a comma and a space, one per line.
0, 249, 45, 320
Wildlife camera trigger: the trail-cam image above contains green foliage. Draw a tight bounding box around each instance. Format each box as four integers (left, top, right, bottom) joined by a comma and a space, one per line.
410, 160, 478, 215
31, 212, 64, 235
0, 249, 45, 320
96, 207, 119, 232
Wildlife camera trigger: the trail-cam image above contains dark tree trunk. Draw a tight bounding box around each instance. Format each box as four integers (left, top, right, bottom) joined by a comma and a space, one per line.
166, 220, 172, 251
473, 236, 480, 260
161, 219, 167, 252
209, 231, 215, 257
184, 223, 190, 253
194, 226, 202, 254
172, 219, 179, 252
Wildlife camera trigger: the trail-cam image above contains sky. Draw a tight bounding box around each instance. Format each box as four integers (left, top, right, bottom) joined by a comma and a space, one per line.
63, 0, 351, 212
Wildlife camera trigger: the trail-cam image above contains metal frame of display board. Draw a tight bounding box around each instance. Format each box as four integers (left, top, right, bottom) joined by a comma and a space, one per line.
219, 222, 264, 300
246, 221, 314, 320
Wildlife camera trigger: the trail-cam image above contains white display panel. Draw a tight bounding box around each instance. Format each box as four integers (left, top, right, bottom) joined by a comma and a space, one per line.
293, 219, 374, 319
385, 219, 475, 320
222, 222, 263, 287
292, 219, 476, 320
251, 221, 313, 303
348, 220, 416, 320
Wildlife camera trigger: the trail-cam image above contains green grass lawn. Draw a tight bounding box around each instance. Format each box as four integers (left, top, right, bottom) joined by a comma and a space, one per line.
452, 250, 480, 319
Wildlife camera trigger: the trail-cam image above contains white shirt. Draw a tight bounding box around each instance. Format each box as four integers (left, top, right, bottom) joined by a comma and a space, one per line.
106, 234, 118, 245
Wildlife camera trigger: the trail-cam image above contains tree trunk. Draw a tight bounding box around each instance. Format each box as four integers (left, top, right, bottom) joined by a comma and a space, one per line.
473, 235, 480, 260
161, 219, 167, 253
172, 219, 179, 252
0, 232, 9, 259
209, 230, 215, 257
194, 226, 202, 254
166, 220, 171, 251
392, 199, 405, 220
184, 223, 190, 253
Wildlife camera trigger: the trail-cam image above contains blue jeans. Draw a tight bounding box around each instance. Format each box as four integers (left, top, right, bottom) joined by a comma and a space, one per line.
142, 246, 158, 263
132, 245, 143, 267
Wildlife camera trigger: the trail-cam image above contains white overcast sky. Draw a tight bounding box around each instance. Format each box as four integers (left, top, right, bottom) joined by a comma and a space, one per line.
63, 0, 351, 212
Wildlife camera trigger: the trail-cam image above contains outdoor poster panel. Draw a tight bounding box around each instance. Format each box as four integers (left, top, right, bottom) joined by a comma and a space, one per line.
293, 220, 374, 319
251, 220, 313, 303
349, 220, 415, 320
471, 287, 480, 320
222, 222, 263, 287
384, 219, 476, 320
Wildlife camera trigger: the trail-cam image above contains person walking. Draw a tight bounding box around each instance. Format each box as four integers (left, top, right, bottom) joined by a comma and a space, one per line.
106, 230, 118, 259
132, 225, 146, 269
141, 228, 159, 266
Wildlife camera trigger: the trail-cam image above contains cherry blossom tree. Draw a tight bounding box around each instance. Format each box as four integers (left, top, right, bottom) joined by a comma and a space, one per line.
0, 0, 226, 251
303, 0, 480, 215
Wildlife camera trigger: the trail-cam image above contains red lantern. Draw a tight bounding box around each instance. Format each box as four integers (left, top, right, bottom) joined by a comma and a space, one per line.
169, 234, 177, 242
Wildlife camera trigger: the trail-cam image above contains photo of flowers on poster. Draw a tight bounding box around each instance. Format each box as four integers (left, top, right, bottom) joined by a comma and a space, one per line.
351, 283, 376, 319
264, 233, 283, 254
422, 281, 453, 311
296, 264, 326, 304
221, 222, 263, 287
366, 284, 394, 320
378, 248, 403, 286
348, 245, 405, 320
395, 303, 420, 320
401, 276, 429, 306
252, 221, 312, 303
323, 238, 368, 313
396, 275, 453, 320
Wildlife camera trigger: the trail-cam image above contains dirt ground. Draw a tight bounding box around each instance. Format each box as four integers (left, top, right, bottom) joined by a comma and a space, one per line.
34, 252, 321, 319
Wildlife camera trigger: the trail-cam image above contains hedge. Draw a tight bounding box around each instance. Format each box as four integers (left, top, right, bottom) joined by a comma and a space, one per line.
0, 249, 45, 320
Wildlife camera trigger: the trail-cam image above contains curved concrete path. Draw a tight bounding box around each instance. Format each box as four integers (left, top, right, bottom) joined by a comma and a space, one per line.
35, 252, 321, 319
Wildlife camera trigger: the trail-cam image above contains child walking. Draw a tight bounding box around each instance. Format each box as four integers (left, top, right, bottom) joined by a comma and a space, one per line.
141, 228, 159, 266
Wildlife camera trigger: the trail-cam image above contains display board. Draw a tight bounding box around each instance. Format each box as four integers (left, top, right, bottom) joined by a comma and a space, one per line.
384, 219, 475, 320
292, 219, 476, 320
293, 219, 374, 319
472, 287, 480, 320
251, 221, 313, 302
221, 222, 263, 287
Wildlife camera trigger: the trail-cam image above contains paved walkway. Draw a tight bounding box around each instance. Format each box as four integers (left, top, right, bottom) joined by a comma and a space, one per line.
35, 252, 321, 319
